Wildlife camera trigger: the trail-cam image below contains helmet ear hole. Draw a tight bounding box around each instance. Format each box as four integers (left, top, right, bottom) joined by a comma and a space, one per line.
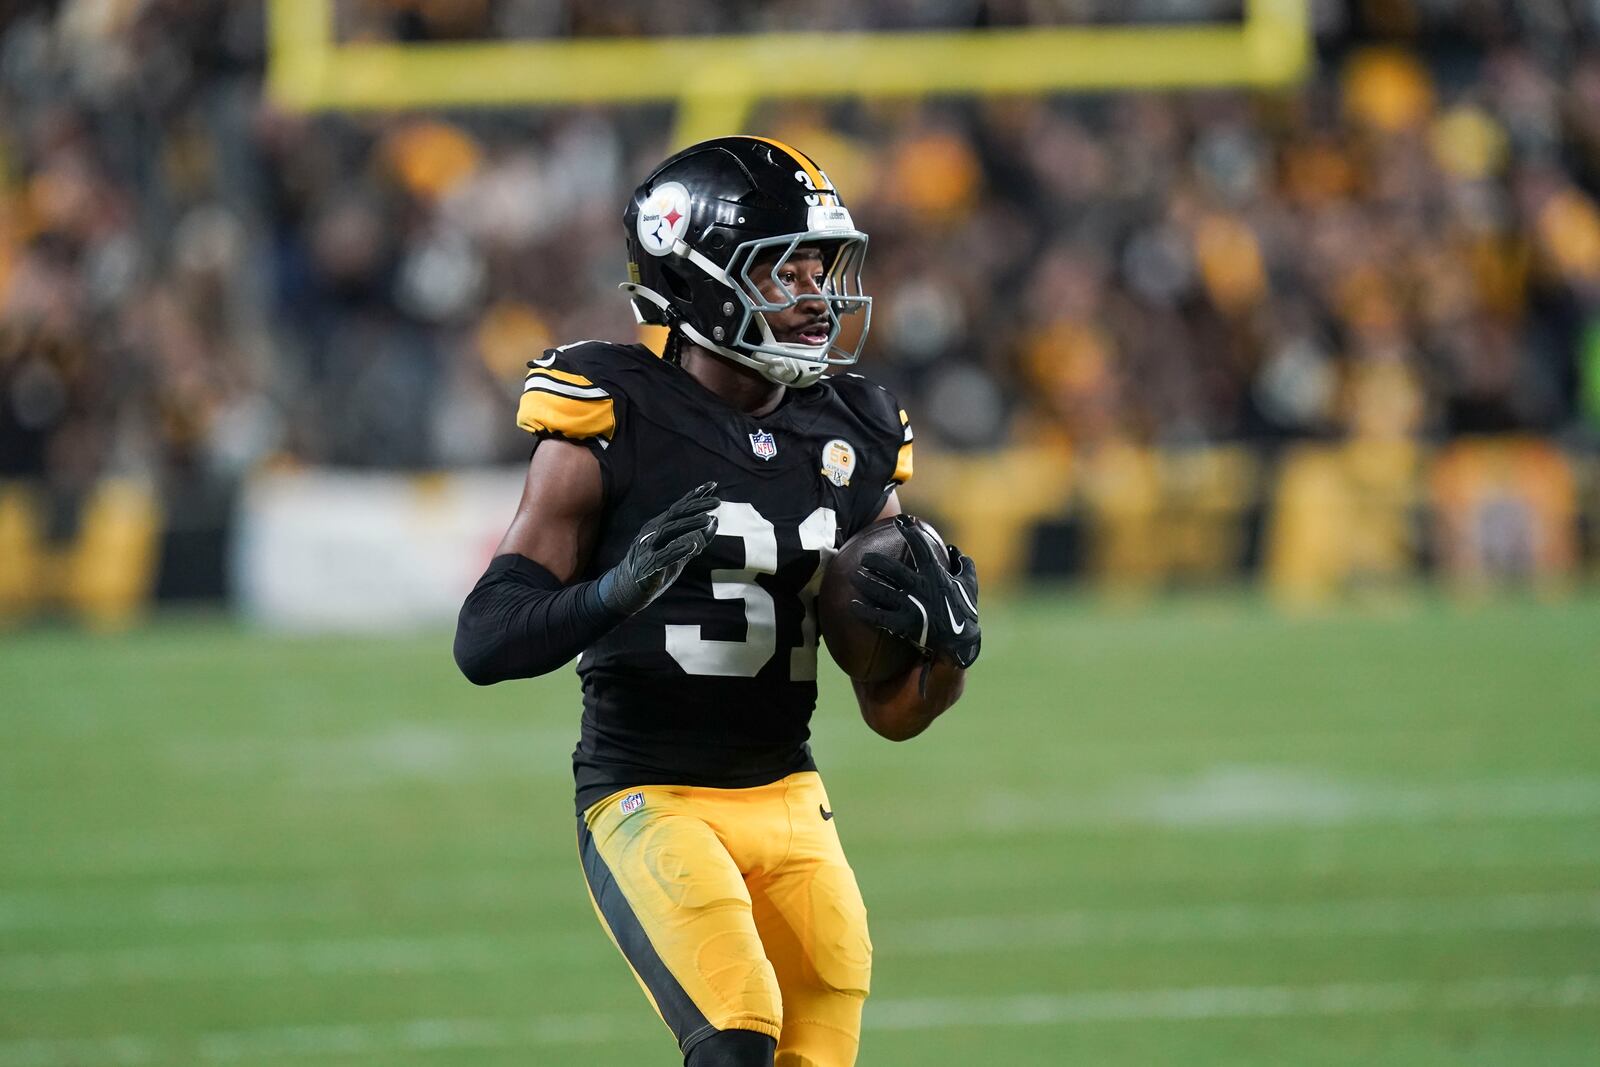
660, 263, 694, 303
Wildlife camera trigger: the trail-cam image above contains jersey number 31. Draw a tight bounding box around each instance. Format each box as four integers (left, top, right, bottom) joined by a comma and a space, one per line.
664, 502, 836, 681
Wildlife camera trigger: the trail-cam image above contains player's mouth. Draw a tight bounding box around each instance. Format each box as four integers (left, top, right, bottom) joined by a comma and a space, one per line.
792, 319, 830, 346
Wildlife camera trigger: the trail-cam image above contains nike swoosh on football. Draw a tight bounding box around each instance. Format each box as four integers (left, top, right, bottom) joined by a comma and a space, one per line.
945, 599, 966, 634
819, 804, 834, 821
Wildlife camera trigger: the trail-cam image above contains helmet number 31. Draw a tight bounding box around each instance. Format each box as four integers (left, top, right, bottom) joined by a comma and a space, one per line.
795, 169, 824, 206
664, 503, 837, 680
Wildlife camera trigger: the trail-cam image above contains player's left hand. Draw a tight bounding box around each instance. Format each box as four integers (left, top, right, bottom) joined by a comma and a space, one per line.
596, 481, 721, 615
848, 515, 981, 669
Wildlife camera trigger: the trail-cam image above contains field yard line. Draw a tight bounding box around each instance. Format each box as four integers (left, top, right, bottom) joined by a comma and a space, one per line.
0, 832, 576, 881
11, 773, 1600, 888
4, 892, 1597, 990
867, 973, 1600, 1030
162, 723, 580, 787
872, 890, 1600, 953
0, 931, 593, 990
2, 974, 1597, 1065
0, 869, 571, 932
821, 725, 1504, 772
5, 834, 1600, 935
968, 772, 1600, 834
161, 724, 1489, 780
7, 825, 1599, 934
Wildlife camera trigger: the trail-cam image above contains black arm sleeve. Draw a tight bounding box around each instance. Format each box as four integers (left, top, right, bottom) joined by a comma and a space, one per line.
453, 554, 624, 685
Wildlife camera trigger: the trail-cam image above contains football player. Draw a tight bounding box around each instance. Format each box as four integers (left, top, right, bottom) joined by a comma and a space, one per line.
454, 136, 981, 1067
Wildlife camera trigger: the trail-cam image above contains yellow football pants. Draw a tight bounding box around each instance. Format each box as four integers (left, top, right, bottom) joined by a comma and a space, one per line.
578, 771, 872, 1065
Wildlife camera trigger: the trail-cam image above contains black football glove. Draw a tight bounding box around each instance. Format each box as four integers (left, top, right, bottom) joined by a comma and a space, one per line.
596, 482, 720, 615
849, 515, 981, 669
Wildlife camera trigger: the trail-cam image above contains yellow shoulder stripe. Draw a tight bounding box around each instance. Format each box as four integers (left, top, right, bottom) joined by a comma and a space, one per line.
894, 441, 914, 484
516, 390, 616, 441
744, 135, 836, 207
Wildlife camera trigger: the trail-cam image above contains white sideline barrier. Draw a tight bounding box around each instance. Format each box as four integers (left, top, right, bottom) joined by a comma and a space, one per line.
235, 468, 524, 631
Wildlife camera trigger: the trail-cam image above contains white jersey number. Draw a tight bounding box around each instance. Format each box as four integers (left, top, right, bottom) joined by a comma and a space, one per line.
664, 503, 837, 679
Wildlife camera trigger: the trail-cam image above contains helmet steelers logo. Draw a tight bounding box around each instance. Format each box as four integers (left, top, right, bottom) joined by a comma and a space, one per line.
636, 181, 692, 257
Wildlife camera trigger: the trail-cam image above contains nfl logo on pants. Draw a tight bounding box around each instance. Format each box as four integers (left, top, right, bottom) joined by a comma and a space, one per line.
749, 430, 778, 461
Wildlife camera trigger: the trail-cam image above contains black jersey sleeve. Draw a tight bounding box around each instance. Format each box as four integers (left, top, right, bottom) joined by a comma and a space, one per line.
454, 553, 621, 684
515, 342, 640, 503
828, 372, 915, 534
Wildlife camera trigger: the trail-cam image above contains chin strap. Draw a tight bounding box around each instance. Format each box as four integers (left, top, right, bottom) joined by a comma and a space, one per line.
677, 322, 827, 388
618, 281, 828, 389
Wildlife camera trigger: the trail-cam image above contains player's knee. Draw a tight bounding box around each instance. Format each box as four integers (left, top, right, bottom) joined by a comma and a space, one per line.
685, 1027, 777, 1067
802, 865, 873, 997
814, 937, 871, 998
811, 915, 872, 998
696, 925, 784, 1018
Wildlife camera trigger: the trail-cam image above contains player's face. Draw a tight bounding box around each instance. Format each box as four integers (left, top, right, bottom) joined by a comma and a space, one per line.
751, 246, 831, 347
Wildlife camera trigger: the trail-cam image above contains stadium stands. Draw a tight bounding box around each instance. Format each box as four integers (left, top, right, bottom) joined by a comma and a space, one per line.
1, 1, 1598, 622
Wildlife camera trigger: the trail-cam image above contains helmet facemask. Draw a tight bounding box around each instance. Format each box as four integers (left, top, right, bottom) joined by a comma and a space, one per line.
670, 228, 871, 388
729, 232, 871, 364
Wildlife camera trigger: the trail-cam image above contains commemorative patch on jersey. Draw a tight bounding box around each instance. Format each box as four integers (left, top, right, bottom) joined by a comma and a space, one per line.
619, 791, 646, 815
749, 429, 778, 461
636, 181, 692, 257
821, 438, 856, 487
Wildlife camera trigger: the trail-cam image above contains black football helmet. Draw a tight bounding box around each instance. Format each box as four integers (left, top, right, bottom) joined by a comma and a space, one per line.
621, 136, 871, 388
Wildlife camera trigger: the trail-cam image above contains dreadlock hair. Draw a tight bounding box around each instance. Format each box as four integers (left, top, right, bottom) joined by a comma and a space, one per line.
662, 328, 687, 365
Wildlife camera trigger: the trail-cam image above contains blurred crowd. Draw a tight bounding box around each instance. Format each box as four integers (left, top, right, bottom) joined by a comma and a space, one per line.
4, 0, 1600, 547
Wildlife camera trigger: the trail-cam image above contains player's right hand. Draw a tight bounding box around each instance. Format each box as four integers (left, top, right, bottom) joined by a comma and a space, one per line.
596, 482, 721, 615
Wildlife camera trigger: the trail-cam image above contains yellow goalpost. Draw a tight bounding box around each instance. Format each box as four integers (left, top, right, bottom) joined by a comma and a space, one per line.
267, 0, 1310, 142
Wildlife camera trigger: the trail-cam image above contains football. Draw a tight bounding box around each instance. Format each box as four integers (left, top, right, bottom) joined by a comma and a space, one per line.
818, 515, 944, 683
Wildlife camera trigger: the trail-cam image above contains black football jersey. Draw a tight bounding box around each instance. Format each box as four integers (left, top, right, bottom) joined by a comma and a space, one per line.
514, 341, 914, 811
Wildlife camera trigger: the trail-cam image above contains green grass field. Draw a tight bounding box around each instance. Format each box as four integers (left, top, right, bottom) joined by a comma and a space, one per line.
4, 592, 1599, 1066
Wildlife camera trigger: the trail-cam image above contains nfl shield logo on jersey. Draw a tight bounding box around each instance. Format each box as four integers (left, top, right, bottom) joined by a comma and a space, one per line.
620, 791, 645, 814
749, 430, 778, 461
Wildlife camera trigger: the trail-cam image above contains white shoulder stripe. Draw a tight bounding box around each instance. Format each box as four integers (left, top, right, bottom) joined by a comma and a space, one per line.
521, 377, 610, 401
903, 425, 915, 443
